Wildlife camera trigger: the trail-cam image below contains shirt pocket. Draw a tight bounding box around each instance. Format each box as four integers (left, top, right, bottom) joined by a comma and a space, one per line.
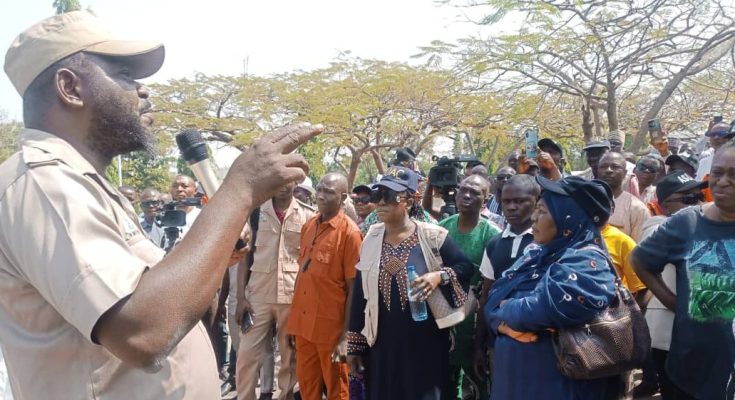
283, 219, 302, 262
252, 224, 279, 273
314, 242, 335, 268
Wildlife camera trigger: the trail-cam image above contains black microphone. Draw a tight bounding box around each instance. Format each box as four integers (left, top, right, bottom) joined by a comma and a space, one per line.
176, 128, 220, 197
176, 128, 246, 251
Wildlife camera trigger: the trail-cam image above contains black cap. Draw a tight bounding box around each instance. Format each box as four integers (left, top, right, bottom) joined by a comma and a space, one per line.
374, 166, 419, 193
352, 184, 371, 194
656, 171, 707, 202
466, 159, 485, 169
538, 138, 564, 156
665, 154, 698, 171
583, 140, 611, 151
396, 147, 416, 162
536, 176, 613, 227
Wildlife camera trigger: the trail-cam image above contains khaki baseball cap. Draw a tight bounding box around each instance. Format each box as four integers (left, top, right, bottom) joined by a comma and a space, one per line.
4, 11, 164, 96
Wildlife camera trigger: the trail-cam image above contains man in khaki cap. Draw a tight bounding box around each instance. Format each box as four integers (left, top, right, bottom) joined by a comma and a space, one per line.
0, 11, 321, 400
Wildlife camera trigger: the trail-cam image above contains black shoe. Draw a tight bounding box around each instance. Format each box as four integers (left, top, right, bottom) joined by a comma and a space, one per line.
258, 393, 273, 400
220, 378, 236, 396
632, 381, 658, 398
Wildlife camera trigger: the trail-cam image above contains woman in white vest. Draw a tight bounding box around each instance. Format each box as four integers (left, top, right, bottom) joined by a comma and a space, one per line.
346, 167, 473, 400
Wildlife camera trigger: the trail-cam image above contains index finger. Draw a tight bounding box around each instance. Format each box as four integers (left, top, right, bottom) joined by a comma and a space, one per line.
271, 123, 324, 154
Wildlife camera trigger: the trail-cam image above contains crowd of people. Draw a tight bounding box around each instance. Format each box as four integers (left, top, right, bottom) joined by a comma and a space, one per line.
1, 10, 735, 400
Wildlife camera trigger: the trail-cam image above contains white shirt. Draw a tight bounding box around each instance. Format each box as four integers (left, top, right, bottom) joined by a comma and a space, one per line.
0, 346, 12, 400
696, 154, 713, 181
638, 185, 657, 204
479, 224, 533, 280
641, 216, 677, 351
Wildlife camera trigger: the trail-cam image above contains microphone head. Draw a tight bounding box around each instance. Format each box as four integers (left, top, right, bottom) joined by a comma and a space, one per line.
176, 129, 209, 163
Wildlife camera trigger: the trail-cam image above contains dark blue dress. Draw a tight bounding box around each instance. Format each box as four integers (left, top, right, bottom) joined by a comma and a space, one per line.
484, 191, 617, 400
348, 232, 472, 400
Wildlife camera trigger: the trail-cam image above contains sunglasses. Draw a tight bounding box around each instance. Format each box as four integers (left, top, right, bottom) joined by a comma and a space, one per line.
706, 130, 733, 138
370, 188, 405, 204
496, 174, 513, 182
635, 164, 659, 174
351, 194, 371, 204
664, 192, 704, 205
141, 200, 162, 208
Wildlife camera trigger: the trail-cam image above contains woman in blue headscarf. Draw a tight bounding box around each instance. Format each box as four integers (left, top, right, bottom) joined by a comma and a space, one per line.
484, 176, 618, 399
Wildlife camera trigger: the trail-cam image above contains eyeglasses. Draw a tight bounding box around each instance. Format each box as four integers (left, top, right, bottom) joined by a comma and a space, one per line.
141, 200, 162, 208
664, 192, 704, 205
635, 164, 659, 174
370, 188, 405, 204
351, 194, 371, 204
496, 174, 513, 182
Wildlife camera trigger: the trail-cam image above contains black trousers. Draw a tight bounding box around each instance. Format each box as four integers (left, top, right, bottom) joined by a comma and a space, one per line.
651, 348, 697, 400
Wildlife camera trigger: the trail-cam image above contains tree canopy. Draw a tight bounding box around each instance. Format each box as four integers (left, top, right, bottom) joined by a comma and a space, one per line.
422, 0, 735, 151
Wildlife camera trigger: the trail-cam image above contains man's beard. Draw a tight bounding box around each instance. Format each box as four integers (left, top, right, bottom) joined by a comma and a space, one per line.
85, 91, 155, 160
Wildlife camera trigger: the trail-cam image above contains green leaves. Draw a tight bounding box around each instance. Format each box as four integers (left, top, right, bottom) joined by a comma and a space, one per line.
53, 0, 81, 14
0, 117, 22, 164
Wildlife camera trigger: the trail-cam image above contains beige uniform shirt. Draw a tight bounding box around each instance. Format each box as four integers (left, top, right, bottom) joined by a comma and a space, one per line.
246, 199, 314, 304
609, 190, 651, 243
0, 130, 219, 399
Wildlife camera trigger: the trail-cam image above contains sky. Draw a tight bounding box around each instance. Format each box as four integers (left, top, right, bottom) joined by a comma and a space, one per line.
0, 0, 490, 121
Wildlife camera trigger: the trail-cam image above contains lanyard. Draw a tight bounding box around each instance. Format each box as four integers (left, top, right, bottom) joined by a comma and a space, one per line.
303, 218, 330, 272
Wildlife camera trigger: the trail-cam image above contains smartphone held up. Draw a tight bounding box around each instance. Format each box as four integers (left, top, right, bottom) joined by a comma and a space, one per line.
647, 118, 662, 139
524, 127, 539, 158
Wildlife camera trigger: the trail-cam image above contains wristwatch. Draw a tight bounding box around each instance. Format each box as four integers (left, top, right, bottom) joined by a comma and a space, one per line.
439, 270, 450, 286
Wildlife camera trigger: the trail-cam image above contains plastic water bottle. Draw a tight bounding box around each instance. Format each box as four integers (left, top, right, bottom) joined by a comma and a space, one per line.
406, 265, 428, 321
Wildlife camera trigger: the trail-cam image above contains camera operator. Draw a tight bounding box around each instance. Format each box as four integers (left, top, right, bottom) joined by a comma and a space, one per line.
154, 175, 201, 251
422, 155, 480, 221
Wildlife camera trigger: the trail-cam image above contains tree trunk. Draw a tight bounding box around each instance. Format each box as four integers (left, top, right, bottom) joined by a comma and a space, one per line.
371, 149, 386, 175
464, 131, 476, 156
483, 135, 501, 171
593, 104, 603, 139
606, 85, 619, 133
630, 72, 689, 152
581, 98, 594, 144
347, 149, 364, 189
630, 33, 735, 152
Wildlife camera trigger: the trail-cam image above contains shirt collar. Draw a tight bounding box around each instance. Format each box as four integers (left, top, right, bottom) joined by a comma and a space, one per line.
20, 129, 143, 220
20, 129, 98, 175
501, 224, 533, 238
318, 210, 344, 228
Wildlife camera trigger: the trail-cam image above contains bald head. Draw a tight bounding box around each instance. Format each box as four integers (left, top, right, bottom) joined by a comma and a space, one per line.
140, 187, 160, 201
470, 164, 489, 180
493, 166, 516, 196
462, 174, 490, 198
321, 173, 348, 194
118, 185, 137, 204
316, 173, 349, 219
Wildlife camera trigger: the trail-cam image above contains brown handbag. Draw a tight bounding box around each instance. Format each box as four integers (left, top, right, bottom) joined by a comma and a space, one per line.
552, 279, 651, 380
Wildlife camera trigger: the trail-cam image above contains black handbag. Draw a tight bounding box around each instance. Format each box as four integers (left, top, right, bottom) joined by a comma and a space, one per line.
552, 275, 651, 380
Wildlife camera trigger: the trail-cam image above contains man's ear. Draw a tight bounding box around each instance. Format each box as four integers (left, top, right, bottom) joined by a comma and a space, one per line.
341, 193, 348, 203
55, 68, 85, 109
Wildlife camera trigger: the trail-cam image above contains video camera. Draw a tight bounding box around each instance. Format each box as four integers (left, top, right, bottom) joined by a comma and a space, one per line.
155, 197, 202, 252
428, 155, 479, 219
